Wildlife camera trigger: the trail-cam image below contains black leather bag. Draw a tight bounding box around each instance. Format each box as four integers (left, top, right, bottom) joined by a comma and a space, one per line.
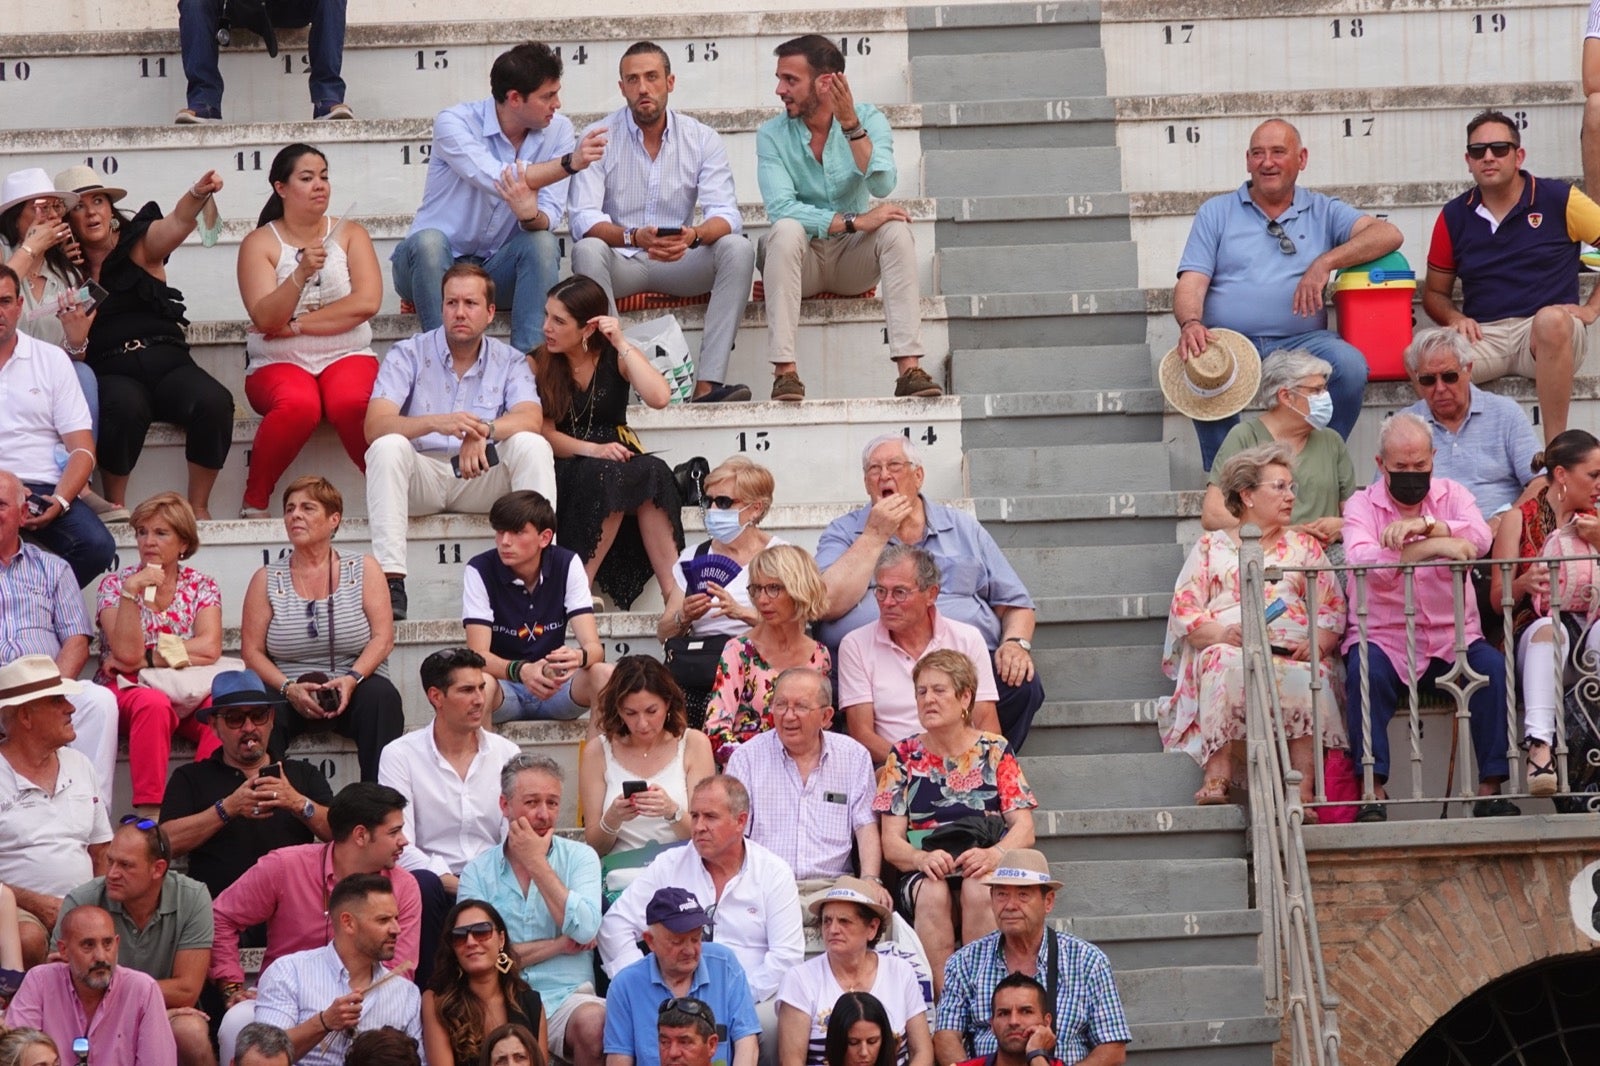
921, 813, 1008, 855
664, 632, 732, 692
674, 456, 711, 507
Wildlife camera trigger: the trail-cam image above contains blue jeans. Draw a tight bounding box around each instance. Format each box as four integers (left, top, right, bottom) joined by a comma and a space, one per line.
20, 480, 115, 588
391, 228, 560, 353
1344, 639, 1510, 783
1192, 328, 1369, 471
492, 676, 583, 724
177, 0, 348, 117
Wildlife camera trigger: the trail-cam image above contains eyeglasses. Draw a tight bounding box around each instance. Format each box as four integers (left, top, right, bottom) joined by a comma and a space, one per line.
30, 198, 66, 217
1294, 384, 1329, 396
306, 601, 319, 640
1466, 141, 1516, 160
450, 921, 497, 943
749, 582, 786, 599
701, 903, 717, 942
120, 814, 171, 862
704, 496, 741, 511
770, 700, 821, 715
216, 706, 272, 729
865, 460, 913, 477
1415, 370, 1462, 388
659, 997, 716, 1022
1265, 219, 1297, 255
873, 585, 918, 604
1261, 480, 1298, 495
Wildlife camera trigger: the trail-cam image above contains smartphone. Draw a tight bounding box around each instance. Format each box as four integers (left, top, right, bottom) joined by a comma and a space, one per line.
24, 493, 51, 518
451, 440, 500, 477
656, 227, 683, 237
622, 780, 648, 799
258, 762, 283, 779
75, 280, 109, 315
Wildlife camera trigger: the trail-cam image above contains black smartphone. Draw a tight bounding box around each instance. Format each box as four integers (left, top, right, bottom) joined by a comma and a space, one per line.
24, 493, 51, 518
258, 762, 283, 779
656, 226, 683, 237
75, 280, 109, 315
622, 779, 648, 798
451, 440, 501, 477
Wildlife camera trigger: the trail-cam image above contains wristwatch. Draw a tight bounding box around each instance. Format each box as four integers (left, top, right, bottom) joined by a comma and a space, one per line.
1004, 636, 1033, 652
301, 798, 316, 821
52, 494, 71, 513
842, 212, 857, 234
667, 806, 683, 824
559, 152, 577, 175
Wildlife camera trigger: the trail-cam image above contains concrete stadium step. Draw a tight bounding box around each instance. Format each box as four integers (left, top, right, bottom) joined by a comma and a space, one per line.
906, 1, 1100, 52
951, 344, 1151, 393
959, 390, 1163, 449
1024, 700, 1165, 756
938, 241, 1138, 293
1021, 754, 1202, 810
971, 490, 1200, 527
1117, 965, 1272, 1026
943, 288, 1149, 349
918, 98, 1118, 155
1051, 858, 1249, 917
910, 49, 1105, 102
1055, 909, 1263, 971
1033, 645, 1168, 700
967, 442, 1172, 496
1123, 1017, 1279, 1066
923, 145, 1123, 197
1101, 0, 1575, 97
1005, 543, 1183, 598
1032, 805, 1249, 862
936, 192, 1133, 249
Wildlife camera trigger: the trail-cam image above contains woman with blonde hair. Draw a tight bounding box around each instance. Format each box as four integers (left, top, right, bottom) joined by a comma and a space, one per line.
0, 1029, 59, 1066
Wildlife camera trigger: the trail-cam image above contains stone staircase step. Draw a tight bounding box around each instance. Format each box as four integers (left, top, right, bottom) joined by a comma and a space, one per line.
1054, 908, 1263, 970
1123, 1017, 1280, 1065
911, 49, 1107, 101
1033, 645, 1168, 699
1026, 700, 1165, 756
1005, 543, 1183, 597
959, 391, 1164, 449
973, 491, 1201, 525
1116, 965, 1271, 1025
923, 145, 1123, 196
1021, 753, 1201, 810
1050, 858, 1249, 917
950, 345, 1151, 393
1033, 805, 1249, 862
967, 442, 1171, 496
939, 241, 1138, 293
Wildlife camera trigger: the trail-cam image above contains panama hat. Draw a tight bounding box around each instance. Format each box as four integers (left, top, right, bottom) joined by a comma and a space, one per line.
0, 168, 78, 216
983, 848, 1065, 890
0, 654, 83, 709
53, 164, 126, 204
1158, 328, 1262, 422
808, 875, 891, 921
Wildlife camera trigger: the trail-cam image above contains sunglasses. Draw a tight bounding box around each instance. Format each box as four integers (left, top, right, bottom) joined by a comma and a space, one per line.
450, 921, 497, 943
216, 706, 272, 729
1466, 141, 1516, 160
1415, 370, 1462, 388
1265, 219, 1296, 256
120, 814, 171, 862
660, 997, 716, 1022
703, 496, 740, 511
306, 601, 319, 640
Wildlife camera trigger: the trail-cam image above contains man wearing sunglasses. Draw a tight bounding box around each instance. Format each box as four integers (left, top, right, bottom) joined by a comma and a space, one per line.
55, 817, 217, 1066
1174, 118, 1403, 469
1423, 108, 1600, 445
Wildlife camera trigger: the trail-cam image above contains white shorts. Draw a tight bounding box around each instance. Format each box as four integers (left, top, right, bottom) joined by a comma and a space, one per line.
549, 983, 607, 1062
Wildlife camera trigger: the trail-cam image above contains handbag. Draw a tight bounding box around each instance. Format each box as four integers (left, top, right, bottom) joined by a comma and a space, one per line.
920, 813, 1008, 855
133, 657, 248, 716
664, 543, 733, 690
673, 456, 711, 507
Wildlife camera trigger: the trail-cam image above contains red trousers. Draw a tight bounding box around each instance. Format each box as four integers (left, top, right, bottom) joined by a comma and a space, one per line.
114, 684, 222, 806
242, 355, 379, 511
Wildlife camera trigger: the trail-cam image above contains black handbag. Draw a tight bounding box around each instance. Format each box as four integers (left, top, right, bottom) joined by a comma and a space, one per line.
664, 542, 733, 690
674, 456, 711, 507
920, 813, 1008, 855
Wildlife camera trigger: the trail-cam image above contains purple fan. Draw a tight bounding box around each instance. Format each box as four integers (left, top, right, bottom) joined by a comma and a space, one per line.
682, 553, 742, 595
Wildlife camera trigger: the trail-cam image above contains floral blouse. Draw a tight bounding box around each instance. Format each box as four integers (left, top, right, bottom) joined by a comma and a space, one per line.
872, 732, 1037, 830
95, 564, 220, 682
705, 636, 832, 765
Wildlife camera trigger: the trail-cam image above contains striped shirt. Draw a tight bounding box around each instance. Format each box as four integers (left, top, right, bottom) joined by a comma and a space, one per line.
725, 729, 876, 880
254, 943, 422, 1066
1588, 0, 1600, 38
0, 541, 91, 660
568, 105, 741, 255
262, 554, 386, 679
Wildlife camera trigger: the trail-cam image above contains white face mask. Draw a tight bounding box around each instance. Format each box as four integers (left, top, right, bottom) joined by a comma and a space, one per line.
704, 507, 746, 542
1302, 390, 1334, 430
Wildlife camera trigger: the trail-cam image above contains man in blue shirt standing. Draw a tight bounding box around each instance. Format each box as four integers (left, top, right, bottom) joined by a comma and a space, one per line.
1173, 118, 1403, 469
755, 35, 939, 403
391, 41, 607, 352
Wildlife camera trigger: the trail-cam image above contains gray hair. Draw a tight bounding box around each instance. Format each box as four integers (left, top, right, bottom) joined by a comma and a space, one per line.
234, 1022, 294, 1064
1378, 411, 1434, 460
773, 666, 833, 710
0, 1030, 57, 1066
500, 752, 563, 799
860, 433, 923, 471
1217, 442, 1296, 518
1257, 349, 1333, 410
1402, 326, 1472, 377
0, 469, 22, 505
692, 773, 750, 816
874, 543, 941, 590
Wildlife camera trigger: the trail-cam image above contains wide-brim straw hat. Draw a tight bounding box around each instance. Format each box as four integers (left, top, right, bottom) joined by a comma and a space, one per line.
983, 848, 1065, 890
808, 875, 892, 921
0, 167, 78, 216
0, 654, 83, 709
53, 164, 126, 204
1159, 328, 1262, 422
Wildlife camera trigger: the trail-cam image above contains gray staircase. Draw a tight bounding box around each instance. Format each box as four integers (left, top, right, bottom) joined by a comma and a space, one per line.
910, 4, 1277, 1062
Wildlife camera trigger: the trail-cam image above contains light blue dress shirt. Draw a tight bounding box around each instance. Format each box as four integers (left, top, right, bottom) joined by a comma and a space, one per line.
369, 327, 541, 455
1399, 384, 1540, 519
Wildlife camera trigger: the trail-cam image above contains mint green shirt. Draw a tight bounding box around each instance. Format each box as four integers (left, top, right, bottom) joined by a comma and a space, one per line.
757, 103, 897, 238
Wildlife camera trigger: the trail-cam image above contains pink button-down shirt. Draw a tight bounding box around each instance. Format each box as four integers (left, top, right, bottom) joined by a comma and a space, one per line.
1341, 477, 1492, 681
208, 842, 421, 985
4, 962, 175, 1064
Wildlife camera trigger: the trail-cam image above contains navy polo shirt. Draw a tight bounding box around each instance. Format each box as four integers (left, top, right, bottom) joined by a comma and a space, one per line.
462, 544, 592, 662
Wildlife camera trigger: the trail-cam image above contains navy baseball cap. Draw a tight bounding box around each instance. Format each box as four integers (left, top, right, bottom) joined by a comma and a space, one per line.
646, 887, 709, 934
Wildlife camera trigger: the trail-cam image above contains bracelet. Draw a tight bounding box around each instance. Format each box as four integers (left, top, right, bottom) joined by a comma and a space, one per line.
598, 814, 621, 835
279, 679, 292, 697
1179, 317, 1202, 328
288, 273, 306, 290
506, 659, 524, 685
214, 799, 232, 824
579, 647, 590, 668
120, 589, 141, 605
318, 1009, 330, 1032
844, 124, 869, 141
220, 981, 245, 1000
63, 339, 88, 357
19, 244, 34, 258
190, 184, 208, 200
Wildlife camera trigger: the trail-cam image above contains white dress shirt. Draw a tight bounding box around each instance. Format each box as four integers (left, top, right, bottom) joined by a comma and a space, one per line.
598, 838, 803, 1002
378, 723, 520, 876
254, 943, 422, 1066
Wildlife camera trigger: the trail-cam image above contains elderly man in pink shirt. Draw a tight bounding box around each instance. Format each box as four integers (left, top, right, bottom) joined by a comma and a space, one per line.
5, 905, 176, 1063
1342, 412, 1514, 821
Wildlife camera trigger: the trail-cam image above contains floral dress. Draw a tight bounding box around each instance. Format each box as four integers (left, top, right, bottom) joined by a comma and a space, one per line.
94, 564, 220, 684
872, 732, 1037, 830
704, 636, 831, 766
1158, 530, 1348, 766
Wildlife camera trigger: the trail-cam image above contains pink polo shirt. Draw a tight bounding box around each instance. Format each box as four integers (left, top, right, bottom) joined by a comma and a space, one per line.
4, 962, 175, 1064
1341, 477, 1492, 681
837, 611, 999, 746
208, 841, 421, 985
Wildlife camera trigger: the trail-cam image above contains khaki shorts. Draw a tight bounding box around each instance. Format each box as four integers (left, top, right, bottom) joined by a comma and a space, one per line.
549, 984, 607, 1062
16, 907, 47, 943
1469, 314, 1588, 381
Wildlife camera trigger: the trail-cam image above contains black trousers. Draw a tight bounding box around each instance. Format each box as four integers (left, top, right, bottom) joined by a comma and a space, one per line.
93, 342, 233, 475
269, 672, 404, 782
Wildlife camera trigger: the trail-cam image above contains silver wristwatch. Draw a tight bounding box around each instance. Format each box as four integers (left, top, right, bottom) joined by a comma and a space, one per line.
1004, 637, 1033, 652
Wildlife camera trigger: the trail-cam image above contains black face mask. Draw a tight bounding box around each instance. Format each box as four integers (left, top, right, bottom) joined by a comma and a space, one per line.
1387, 469, 1431, 506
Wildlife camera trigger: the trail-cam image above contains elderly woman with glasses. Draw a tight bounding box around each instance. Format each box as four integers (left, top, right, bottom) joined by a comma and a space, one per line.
1160, 442, 1347, 809
703, 544, 831, 766
1201, 349, 1356, 555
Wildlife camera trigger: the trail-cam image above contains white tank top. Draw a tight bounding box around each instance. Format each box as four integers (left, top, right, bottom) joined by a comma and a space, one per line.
244, 218, 374, 375
599, 733, 691, 850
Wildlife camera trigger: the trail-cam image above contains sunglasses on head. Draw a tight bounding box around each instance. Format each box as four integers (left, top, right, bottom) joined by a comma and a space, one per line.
659, 997, 716, 1022
1415, 370, 1462, 388
120, 814, 171, 862
217, 706, 272, 729
450, 920, 496, 943
1466, 141, 1516, 160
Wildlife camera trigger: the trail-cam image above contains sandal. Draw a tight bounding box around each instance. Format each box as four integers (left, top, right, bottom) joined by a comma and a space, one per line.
1528, 755, 1559, 797
1195, 777, 1231, 805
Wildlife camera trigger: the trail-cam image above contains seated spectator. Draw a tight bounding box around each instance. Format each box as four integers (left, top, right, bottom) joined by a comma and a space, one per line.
0, 883, 21, 975
777, 878, 931, 1066
704, 545, 830, 766
242, 476, 403, 782
463, 491, 612, 725
580, 657, 713, 856
1396, 327, 1542, 533
231, 1021, 294, 1066
654, 1000, 725, 1066
1172, 118, 1399, 467
658, 457, 782, 728
159, 669, 334, 902
603, 888, 759, 1066
1200, 350, 1355, 555
55, 817, 214, 1066
0, 655, 113, 966
934, 851, 1130, 1066
1161, 444, 1347, 811
482, 1023, 543, 1066
54, 165, 233, 518
347, 1025, 424, 1066
0, 469, 118, 803
838, 546, 1001, 764
823, 993, 895, 1066
211, 783, 420, 1064
600, 775, 804, 1033
1423, 108, 1600, 444
94, 492, 224, 816
0, 263, 113, 586
4, 905, 175, 1062
1343, 413, 1513, 820
422, 899, 547, 1066
952, 974, 1105, 1066
875, 650, 1036, 996
726, 668, 886, 905
756, 35, 938, 402
532, 275, 684, 609
458, 754, 605, 1066
363, 263, 557, 620
570, 42, 756, 404
174, 0, 351, 122
392, 41, 603, 352
0, 1029, 60, 1066
379, 648, 520, 984
236, 145, 381, 518
253, 874, 422, 1065
818, 436, 1043, 750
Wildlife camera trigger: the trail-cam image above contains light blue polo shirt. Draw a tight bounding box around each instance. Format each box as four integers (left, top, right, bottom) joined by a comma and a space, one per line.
1399, 384, 1540, 519
1177, 182, 1364, 340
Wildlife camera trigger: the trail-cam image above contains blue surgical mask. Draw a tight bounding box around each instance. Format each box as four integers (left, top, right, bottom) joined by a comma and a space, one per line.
1303, 390, 1334, 430
704, 507, 746, 543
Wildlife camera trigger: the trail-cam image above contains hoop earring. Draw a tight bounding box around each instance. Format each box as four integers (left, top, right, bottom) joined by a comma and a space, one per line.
496, 950, 515, 975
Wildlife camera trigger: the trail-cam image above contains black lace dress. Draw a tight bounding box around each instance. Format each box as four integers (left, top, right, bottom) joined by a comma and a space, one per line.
554, 350, 683, 608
